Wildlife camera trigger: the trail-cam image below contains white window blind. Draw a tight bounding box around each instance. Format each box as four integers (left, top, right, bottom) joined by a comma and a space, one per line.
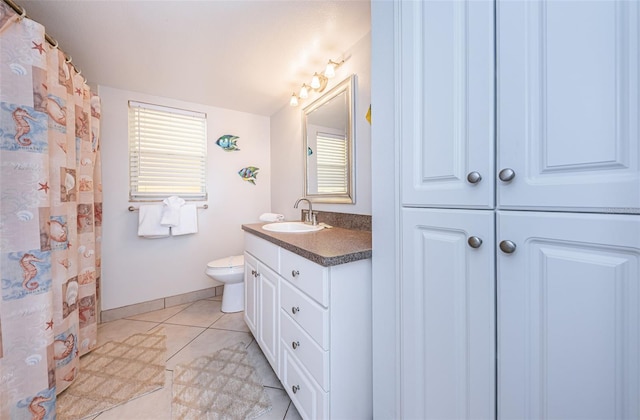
316, 132, 348, 193
128, 101, 207, 201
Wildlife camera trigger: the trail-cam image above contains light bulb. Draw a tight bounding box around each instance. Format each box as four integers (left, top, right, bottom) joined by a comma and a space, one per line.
324, 61, 336, 78
289, 93, 299, 107
310, 73, 321, 89
299, 84, 309, 99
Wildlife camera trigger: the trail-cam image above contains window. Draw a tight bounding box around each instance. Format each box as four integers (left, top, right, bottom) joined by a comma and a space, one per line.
316, 132, 348, 193
128, 101, 207, 201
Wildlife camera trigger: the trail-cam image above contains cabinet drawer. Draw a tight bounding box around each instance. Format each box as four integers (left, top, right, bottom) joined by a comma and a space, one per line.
280, 279, 329, 350
280, 248, 328, 307
281, 310, 329, 391
281, 344, 329, 420
244, 233, 279, 270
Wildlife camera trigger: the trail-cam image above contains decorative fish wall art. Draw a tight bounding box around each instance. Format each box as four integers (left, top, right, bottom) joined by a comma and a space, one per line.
238, 166, 259, 185
216, 134, 240, 151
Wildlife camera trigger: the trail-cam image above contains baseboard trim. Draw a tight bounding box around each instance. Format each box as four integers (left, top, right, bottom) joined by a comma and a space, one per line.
100, 285, 224, 323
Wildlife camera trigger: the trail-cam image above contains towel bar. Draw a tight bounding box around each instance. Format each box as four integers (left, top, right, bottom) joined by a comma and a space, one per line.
128, 204, 208, 211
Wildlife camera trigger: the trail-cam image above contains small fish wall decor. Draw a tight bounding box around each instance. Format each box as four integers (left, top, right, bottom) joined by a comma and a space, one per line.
238, 166, 259, 185
216, 134, 240, 151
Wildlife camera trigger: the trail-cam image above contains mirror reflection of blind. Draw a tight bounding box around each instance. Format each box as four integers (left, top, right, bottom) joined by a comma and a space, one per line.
316, 132, 348, 193
129, 101, 207, 200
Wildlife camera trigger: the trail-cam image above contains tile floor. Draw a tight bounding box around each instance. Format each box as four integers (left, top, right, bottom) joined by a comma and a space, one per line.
90, 296, 302, 420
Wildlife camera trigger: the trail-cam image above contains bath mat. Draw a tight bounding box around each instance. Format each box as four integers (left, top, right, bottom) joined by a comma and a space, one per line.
172, 342, 272, 419
56, 329, 166, 420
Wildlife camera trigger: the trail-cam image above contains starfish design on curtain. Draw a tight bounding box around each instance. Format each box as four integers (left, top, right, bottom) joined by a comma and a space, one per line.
75, 88, 82, 96
46, 319, 53, 330
38, 182, 49, 193
31, 41, 45, 54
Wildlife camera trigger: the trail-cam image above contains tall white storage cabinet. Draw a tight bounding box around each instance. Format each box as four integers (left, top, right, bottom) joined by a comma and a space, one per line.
374, 0, 640, 418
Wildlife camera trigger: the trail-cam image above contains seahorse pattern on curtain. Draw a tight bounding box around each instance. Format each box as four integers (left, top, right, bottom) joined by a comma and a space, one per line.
0, 2, 101, 418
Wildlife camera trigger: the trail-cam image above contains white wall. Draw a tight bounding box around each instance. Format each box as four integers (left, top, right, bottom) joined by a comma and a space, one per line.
99, 86, 271, 310
270, 33, 372, 219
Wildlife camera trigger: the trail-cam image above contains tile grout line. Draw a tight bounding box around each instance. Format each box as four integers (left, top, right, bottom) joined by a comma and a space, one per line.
121, 300, 199, 324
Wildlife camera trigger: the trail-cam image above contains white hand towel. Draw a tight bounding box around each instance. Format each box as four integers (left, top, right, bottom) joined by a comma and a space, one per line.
171, 204, 198, 236
138, 205, 170, 238
161, 196, 185, 227
259, 213, 285, 222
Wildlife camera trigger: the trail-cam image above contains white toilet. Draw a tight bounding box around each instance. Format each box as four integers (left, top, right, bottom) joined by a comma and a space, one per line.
205, 254, 245, 313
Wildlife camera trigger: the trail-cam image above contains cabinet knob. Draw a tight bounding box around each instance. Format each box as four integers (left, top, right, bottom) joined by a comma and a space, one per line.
292, 384, 300, 394
467, 236, 483, 248
291, 306, 300, 315
498, 168, 516, 182
251, 269, 258, 277
292, 341, 300, 350
499, 240, 517, 254
466, 171, 482, 184
291, 269, 300, 278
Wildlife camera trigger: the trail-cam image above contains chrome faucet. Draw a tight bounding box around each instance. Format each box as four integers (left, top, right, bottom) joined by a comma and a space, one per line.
294, 198, 317, 225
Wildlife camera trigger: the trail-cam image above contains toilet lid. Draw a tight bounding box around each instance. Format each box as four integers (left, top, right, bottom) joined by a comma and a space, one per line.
207, 255, 244, 269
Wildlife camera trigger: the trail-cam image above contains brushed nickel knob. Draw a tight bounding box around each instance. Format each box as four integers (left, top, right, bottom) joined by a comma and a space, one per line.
251, 269, 258, 277
291, 306, 300, 315
292, 385, 300, 394
498, 168, 516, 182
292, 341, 300, 350
291, 269, 300, 277
499, 240, 517, 254
467, 171, 482, 184
467, 236, 483, 248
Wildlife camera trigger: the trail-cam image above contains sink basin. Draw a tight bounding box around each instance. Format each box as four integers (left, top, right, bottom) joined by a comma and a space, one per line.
262, 222, 324, 233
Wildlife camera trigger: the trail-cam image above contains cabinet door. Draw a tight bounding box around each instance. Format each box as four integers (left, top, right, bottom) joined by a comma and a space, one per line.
400, 0, 495, 209
244, 252, 258, 336
258, 262, 279, 373
401, 208, 495, 419
497, 0, 640, 212
497, 211, 640, 419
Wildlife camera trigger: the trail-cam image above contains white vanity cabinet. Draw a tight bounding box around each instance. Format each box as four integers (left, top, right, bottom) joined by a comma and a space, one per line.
244, 233, 280, 372
243, 252, 258, 338
244, 232, 372, 419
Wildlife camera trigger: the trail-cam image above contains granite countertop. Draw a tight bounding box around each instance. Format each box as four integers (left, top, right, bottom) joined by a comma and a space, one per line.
241, 222, 372, 267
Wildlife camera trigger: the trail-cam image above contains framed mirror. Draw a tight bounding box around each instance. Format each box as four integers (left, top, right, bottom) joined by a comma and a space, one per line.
303, 74, 356, 203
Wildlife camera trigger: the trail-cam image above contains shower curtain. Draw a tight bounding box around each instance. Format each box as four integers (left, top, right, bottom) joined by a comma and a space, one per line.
0, 2, 101, 418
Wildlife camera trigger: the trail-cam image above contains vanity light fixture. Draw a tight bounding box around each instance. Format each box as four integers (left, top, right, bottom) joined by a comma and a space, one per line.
299, 84, 309, 99
324, 59, 344, 78
290, 92, 299, 107
310, 72, 328, 92
290, 57, 344, 107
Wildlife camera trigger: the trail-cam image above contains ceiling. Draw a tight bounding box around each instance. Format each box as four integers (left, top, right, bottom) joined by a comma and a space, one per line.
19, 0, 371, 117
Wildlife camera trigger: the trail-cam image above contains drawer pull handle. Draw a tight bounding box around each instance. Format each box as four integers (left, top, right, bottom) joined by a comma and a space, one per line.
467, 236, 483, 248
251, 269, 258, 277
291, 306, 300, 315
466, 171, 482, 184
499, 240, 517, 254
292, 385, 300, 394
498, 168, 516, 182
291, 269, 300, 277
292, 341, 300, 350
